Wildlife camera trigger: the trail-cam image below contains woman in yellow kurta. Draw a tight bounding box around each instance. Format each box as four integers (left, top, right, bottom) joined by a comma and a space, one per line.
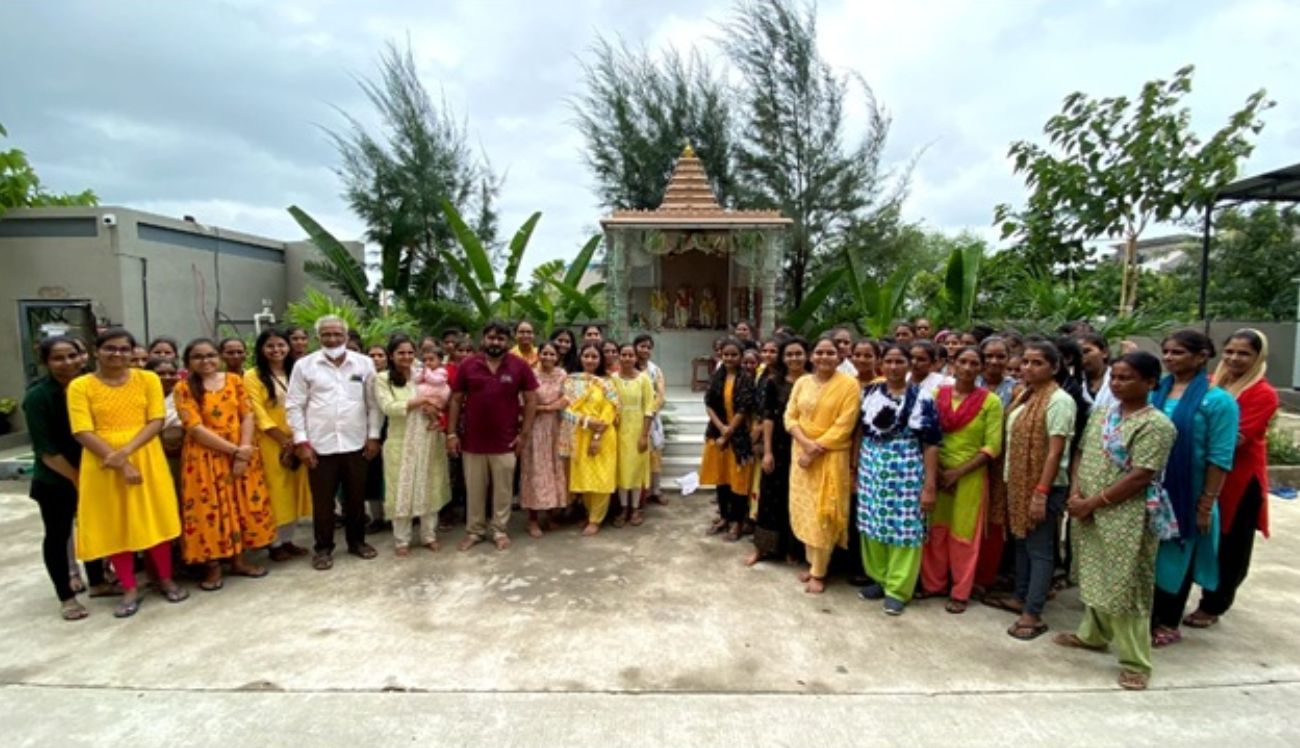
700, 338, 757, 542
68, 328, 188, 618
245, 329, 312, 561
611, 343, 654, 527
784, 336, 862, 594
920, 346, 1003, 612
565, 342, 619, 536
634, 334, 667, 504
174, 339, 276, 591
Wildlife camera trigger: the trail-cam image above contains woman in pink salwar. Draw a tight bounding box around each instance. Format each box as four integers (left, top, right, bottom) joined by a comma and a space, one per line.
521, 342, 570, 537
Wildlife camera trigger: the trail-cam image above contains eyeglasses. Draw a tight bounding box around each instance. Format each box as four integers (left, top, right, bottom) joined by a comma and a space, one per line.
99, 345, 133, 355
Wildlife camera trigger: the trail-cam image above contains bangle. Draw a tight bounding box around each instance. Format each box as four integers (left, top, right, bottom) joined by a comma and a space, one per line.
1034, 484, 1050, 495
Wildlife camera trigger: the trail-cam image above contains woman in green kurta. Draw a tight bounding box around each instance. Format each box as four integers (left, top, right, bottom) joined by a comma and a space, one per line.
920, 347, 1003, 613
1057, 352, 1175, 691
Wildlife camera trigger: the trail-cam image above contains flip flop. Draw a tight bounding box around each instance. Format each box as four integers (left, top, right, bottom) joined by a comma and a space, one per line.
982, 594, 1025, 614
88, 581, 125, 598
1182, 611, 1219, 629
458, 535, 486, 551
229, 566, 268, 579
198, 578, 224, 592
311, 553, 334, 571
113, 597, 141, 619
1118, 669, 1150, 691
1151, 627, 1182, 648
1007, 621, 1049, 640
61, 601, 89, 621
493, 535, 512, 551
945, 599, 968, 614
162, 585, 190, 603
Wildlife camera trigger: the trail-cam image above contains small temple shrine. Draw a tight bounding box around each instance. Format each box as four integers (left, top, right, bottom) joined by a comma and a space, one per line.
599, 145, 792, 383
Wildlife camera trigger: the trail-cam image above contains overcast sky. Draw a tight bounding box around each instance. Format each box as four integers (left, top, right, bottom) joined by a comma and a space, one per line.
3, 0, 1296, 277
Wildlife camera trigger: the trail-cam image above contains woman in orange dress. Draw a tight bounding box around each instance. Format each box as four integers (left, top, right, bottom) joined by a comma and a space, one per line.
173, 338, 277, 591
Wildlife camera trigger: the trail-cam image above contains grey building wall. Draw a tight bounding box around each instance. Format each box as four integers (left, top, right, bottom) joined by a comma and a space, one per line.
0, 206, 364, 433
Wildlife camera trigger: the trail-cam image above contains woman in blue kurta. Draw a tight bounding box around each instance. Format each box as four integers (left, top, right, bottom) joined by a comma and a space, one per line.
1149, 329, 1239, 648
855, 342, 942, 615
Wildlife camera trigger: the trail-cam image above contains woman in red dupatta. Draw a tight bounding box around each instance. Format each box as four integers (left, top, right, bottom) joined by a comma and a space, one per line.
921, 347, 1004, 612
1183, 329, 1278, 628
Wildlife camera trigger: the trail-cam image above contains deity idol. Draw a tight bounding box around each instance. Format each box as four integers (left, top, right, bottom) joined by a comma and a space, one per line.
698, 286, 718, 329
674, 285, 692, 329
649, 289, 668, 330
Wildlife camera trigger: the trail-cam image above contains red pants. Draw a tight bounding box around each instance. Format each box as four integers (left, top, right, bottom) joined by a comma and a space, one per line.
109, 542, 174, 590
922, 521, 983, 601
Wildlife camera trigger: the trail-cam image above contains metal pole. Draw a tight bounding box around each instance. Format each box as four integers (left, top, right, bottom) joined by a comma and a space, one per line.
1199, 202, 1212, 333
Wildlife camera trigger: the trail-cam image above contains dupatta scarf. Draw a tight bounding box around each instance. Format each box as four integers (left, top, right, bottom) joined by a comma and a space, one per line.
1152, 371, 1210, 541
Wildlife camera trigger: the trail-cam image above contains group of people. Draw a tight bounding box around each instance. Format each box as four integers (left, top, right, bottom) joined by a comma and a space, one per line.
21, 318, 668, 616
21, 312, 1278, 691
701, 319, 1276, 691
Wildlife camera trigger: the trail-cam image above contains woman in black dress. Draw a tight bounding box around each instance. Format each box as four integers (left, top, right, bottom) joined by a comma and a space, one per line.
746, 336, 808, 566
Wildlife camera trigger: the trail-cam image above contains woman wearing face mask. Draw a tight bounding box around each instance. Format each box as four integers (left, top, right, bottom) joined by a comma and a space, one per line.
565, 342, 620, 536
991, 341, 1076, 640
920, 346, 1003, 614
174, 338, 276, 591
786, 335, 862, 594
746, 337, 809, 567
69, 329, 188, 618
245, 329, 312, 561
1180, 329, 1278, 630
700, 338, 757, 542
521, 342, 569, 538
856, 343, 942, 615
1058, 351, 1175, 691
23, 336, 111, 620
1149, 329, 1239, 648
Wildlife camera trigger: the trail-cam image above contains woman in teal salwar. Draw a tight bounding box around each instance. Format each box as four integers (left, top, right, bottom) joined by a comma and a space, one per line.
1149, 329, 1239, 648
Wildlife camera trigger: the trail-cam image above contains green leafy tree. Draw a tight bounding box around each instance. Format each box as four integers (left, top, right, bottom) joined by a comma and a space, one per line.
288, 205, 375, 316
328, 41, 500, 304
786, 247, 915, 337
722, 0, 903, 308
1174, 205, 1300, 320
573, 38, 736, 210
0, 123, 98, 215
994, 65, 1273, 314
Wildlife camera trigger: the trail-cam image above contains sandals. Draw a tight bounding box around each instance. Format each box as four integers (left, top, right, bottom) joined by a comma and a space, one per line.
1007, 620, 1049, 640
88, 581, 125, 598
347, 543, 378, 560
229, 565, 268, 579
804, 576, 827, 595
1151, 627, 1182, 648
527, 523, 544, 539
113, 596, 141, 618
1183, 610, 1219, 629
612, 514, 628, 529
630, 510, 645, 527
458, 535, 485, 552
1052, 632, 1107, 652
945, 598, 968, 614
395, 545, 411, 558
311, 552, 334, 571
581, 523, 600, 537
1118, 669, 1150, 691
198, 577, 225, 592
493, 535, 512, 551
707, 518, 727, 535
160, 583, 190, 603
68, 574, 86, 594
982, 593, 1025, 614
61, 600, 89, 621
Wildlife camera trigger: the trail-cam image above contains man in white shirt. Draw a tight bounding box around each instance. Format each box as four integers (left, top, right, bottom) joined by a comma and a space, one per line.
286, 316, 383, 570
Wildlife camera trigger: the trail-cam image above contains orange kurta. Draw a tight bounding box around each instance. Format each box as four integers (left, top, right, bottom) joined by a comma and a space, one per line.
173, 374, 276, 563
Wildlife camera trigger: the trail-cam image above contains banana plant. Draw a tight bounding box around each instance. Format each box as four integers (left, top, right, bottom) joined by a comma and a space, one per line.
937, 240, 983, 330
841, 246, 917, 338
513, 235, 605, 336
439, 199, 540, 321
289, 205, 378, 316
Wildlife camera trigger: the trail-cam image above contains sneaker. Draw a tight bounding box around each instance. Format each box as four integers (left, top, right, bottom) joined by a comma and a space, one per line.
883, 597, 905, 616
858, 583, 884, 601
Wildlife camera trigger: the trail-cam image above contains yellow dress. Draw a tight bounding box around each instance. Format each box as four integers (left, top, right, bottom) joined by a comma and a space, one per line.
244, 371, 312, 527
68, 369, 181, 559
699, 376, 754, 492
784, 372, 861, 550
612, 372, 654, 490
646, 361, 666, 473
566, 373, 618, 494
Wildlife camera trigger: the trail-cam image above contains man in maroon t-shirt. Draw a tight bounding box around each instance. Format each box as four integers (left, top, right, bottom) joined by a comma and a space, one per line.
447, 320, 538, 551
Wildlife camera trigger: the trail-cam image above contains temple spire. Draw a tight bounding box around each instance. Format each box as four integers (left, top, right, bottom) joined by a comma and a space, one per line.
658, 143, 721, 212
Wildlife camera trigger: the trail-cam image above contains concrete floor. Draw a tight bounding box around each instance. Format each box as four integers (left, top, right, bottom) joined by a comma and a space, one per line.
2, 484, 1298, 747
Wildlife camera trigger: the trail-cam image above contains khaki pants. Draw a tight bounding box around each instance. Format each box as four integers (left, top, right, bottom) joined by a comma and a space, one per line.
463, 452, 516, 539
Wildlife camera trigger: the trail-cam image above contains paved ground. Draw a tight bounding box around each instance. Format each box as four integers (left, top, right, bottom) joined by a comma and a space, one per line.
2, 482, 1298, 747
